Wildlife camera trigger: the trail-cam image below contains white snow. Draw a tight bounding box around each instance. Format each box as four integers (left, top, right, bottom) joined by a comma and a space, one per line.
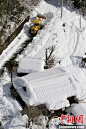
13, 67, 85, 110
9, 115, 28, 129
18, 57, 45, 73
0, 84, 23, 129
66, 103, 86, 117
83, 55, 86, 58
1, 0, 86, 128
66, 103, 86, 125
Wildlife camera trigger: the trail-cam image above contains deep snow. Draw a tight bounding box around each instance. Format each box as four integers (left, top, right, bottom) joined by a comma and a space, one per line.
0, 0, 86, 128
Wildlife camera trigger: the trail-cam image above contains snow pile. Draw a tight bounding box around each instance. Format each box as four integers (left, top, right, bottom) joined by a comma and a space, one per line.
9, 115, 28, 129
30, 0, 57, 18
0, 83, 23, 129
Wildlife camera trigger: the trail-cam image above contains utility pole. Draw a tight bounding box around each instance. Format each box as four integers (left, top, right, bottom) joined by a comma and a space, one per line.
80, 0, 82, 29
61, 0, 63, 18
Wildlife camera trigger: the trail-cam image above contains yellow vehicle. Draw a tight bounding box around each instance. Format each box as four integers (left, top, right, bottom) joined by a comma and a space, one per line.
30, 14, 46, 35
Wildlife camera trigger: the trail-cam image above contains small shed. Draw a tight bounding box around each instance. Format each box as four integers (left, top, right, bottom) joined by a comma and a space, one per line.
18, 57, 44, 76
66, 103, 86, 125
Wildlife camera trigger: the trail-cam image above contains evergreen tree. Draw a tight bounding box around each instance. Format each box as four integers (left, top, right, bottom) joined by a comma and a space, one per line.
3, 58, 18, 82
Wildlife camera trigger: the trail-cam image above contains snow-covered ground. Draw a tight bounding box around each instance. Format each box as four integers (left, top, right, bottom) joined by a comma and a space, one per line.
0, 0, 86, 128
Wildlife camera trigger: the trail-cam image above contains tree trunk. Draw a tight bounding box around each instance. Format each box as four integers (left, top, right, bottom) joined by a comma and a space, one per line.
45, 49, 48, 65
11, 72, 12, 82
80, 0, 82, 29
47, 49, 54, 60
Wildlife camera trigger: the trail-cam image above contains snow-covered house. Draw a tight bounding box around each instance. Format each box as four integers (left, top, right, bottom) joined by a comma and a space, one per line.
13, 67, 85, 112
17, 57, 44, 76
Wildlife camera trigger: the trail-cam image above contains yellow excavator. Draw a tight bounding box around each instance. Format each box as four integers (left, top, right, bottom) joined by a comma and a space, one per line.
30, 14, 46, 35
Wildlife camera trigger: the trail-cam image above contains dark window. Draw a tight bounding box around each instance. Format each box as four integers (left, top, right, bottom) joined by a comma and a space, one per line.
34, 23, 39, 26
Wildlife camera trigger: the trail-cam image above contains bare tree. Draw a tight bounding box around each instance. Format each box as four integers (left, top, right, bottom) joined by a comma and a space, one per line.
44, 45, 56, 69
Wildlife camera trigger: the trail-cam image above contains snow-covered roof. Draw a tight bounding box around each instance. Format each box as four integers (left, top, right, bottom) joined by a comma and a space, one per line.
66, 103, 86, 117
13, 67, 82, 110
18, 57, 44, 73
46, 99, 70, 111
66, 103, 86, 125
